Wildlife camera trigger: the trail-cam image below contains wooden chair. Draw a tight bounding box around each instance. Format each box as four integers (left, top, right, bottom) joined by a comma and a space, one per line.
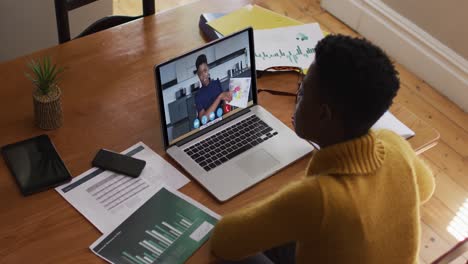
431, 238, 468, 264
54, 0, 155, 44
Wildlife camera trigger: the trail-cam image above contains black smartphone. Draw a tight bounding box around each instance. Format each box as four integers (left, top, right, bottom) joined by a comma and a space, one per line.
92, 149, 146, 178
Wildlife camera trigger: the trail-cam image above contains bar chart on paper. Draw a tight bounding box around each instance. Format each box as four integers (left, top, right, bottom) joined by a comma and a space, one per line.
126, 213, 198, 264
91, 187, 219, 264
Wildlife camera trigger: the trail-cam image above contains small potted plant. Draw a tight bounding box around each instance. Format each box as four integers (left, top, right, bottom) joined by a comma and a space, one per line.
26, 56, 64, 130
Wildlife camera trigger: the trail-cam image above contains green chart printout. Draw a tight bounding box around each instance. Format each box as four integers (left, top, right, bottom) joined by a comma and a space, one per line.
90, 186, 220, 264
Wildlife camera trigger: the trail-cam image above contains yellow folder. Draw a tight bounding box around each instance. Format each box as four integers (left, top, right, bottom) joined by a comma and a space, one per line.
207, 4, 303, 36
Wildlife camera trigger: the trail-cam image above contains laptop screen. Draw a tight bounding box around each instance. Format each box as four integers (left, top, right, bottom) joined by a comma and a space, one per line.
155, 29, 256, 147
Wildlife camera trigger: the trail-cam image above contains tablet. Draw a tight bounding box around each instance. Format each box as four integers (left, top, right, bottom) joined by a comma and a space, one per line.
1, 134, 72, 196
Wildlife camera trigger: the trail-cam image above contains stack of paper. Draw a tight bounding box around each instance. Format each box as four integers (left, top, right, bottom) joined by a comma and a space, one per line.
56, 142, 190, 233
206, 5, 325, 71
90, 186, 219, 264
207, 4, 302, 35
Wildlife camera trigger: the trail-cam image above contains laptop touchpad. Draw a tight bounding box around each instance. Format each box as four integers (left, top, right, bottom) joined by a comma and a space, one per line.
236, 149, 280, 178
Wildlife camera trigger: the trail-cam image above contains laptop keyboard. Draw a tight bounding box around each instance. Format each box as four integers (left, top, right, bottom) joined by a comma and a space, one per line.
184, 115, 278, 172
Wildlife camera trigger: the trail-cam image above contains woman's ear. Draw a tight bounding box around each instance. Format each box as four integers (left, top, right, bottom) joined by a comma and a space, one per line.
319, 104, 332, 121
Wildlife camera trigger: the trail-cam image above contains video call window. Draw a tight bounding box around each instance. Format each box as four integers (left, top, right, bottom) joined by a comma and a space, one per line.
159, 31, 253, 144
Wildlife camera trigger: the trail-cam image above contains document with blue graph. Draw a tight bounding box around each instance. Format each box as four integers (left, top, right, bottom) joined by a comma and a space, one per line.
90, 185, 220, 264
254, 23, 324, 71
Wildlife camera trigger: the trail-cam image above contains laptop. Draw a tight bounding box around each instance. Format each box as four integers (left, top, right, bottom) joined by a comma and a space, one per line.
154, 28, 313, 201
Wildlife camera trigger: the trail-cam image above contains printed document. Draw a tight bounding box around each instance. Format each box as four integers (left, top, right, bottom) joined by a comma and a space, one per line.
56, 142, 190, 233
372, 111, 415, 139
207, 4, 302, 36
254, 23, 324, 70
90, 185, 219, 264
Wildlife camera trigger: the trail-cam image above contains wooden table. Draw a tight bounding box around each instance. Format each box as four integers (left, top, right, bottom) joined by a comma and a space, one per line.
0, 0, 439, 263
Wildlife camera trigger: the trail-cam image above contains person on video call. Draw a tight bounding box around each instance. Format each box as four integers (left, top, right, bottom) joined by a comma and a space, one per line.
210, 35, 434, 264
194, 54, 232, 121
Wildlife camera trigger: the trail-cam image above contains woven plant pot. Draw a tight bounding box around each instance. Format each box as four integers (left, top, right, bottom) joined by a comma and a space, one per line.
33, 86, 63, 130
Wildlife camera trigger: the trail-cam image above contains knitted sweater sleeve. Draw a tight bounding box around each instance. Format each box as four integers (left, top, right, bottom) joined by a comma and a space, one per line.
378, 129, 435, 204
210, 178, 323, 260
413, 156, 435, 204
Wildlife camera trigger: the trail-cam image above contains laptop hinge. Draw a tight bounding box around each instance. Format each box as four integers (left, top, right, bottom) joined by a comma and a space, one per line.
175, 107, 252, 148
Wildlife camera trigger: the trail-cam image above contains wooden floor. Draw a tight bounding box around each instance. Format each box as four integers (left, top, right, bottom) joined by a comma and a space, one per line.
114, 1, 468, 263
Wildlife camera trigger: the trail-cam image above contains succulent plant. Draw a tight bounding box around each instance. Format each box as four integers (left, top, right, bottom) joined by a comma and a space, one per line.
26, 56, 64, 95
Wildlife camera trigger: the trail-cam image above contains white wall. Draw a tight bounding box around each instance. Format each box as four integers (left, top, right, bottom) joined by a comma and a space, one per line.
0, 0, 112, 63
382, 0, 468, 60
321, 0, 468, 112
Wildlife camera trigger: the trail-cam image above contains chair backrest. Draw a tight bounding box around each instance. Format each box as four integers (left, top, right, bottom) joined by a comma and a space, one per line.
54, 0, 155, 44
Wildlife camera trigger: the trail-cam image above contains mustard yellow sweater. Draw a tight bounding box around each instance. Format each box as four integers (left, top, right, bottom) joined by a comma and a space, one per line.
211, 130, 435, 264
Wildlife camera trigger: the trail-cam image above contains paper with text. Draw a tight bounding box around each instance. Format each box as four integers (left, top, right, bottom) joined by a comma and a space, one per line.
56, 142, 190, 234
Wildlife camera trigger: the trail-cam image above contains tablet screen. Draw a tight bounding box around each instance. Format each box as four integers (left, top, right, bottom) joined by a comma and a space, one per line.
1, 135, 71, 195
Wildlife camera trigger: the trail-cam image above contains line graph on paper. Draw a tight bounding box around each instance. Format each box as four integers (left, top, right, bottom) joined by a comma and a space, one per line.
254, 23, 324, 70
255, 46, 315, 64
